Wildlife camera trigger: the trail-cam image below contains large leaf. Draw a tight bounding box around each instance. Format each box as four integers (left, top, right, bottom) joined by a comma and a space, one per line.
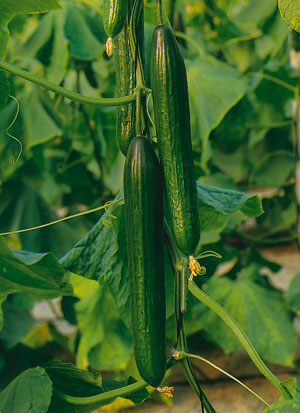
21, 90, 62, 148
197, 182, 263, 243
75, 282, 132, 370
198, 264, 297, 366
264, 378, 300, 411
0, 180, 81, 256
287, 273, 300, 313
65, 2, 103, 60
278, 0, 300, 32
60, 193, 132, 325
0, 366, 52, 413
0, 236, 73, 330
0, 299, 36, 350
0, 238, 73, 297
187, 55, 247, 166
197, 182, 263, 217
0, 0, 60, 58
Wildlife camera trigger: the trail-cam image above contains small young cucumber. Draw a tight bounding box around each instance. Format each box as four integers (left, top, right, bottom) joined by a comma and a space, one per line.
150, 24, 200, 256
124, 136, 166, 387
103, 0, 128, 39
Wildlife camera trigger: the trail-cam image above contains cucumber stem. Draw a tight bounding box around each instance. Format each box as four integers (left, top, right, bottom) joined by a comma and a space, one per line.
175, 350, 270, 407
0, 60, 139, 106
156, 0, 163, 25
188, 281, 292, 401
53, 379, 147, 405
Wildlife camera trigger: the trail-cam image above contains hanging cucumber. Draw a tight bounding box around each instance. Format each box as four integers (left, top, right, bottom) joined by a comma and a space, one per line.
103, 0, 128, 39
150, 24, 200, 256
114, 0, 146, 154
114, 0, 135, 154
124, 136, 166, 387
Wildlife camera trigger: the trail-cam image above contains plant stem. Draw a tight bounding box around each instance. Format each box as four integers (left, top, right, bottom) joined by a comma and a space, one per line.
177, 351, 270, 407
247, 71, 296, 93
174, 31, 204, 55
174, 268, 216, 413
53, 379, 147, 405
188, 281, 291, 400
165, 225, 216, 413
156, 0, 163, 25
0, 60, 137, 106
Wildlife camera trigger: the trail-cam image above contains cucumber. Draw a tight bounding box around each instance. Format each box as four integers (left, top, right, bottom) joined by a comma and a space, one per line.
103, 0, 127, 39
114, 0, 136, 154
150, 24, 200, 256
124, 136, 166, 387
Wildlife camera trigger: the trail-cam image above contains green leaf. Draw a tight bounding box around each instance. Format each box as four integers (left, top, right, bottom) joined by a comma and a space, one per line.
75, 282, 132, 370
0, 235, 73, 330
0, 180, 81, 256
265, 400, 300, 412
0, 240, 73, 297
60, 192, 132, 324
0, 300, 36, 349
278, 0, 300, 32
0, 0, 60, 58
197, 182, 264, 217
21, 90, 62, 148
65, 3, 102, 60
0, 366, 52, 413
187, 55, 248, 167
0, 0, 60, 15
199, 264, 297, 366
0, 70, 10, 112
287, 273, 300, 313
264, 377, 300, 411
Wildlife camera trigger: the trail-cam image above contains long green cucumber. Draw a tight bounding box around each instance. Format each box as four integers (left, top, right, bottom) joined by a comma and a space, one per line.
124, 136, 166, 387
150, 24, 200, 256
114, 0, 135, 155
103, 0, 128, 39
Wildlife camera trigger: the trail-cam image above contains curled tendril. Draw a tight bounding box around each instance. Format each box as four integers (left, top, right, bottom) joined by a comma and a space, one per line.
146, 93, 156, 129
102, 199, 121, 227
6, 95, 22, 166
188, 251, 221, 281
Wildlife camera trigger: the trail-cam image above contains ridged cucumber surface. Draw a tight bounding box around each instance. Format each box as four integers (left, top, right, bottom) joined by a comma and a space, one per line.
114, 0, 135, 155
103, 0, 127, 38
124, 136, 166, 387
150, 24, 200, 256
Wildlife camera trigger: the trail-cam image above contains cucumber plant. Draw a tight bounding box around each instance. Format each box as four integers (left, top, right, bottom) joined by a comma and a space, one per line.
0, 0, 299, 412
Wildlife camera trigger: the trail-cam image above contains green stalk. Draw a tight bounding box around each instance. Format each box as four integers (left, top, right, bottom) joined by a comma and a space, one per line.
0, 60, 137, 106
164, 224, 216, 413
53, 379, 147, 405
175, 269, 216, 413
188, 281, 292, 400
175, 350, 270, 407
156, 0, 163, 25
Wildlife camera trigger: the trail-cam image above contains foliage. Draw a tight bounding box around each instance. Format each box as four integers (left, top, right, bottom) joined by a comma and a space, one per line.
0, 0, 299, 410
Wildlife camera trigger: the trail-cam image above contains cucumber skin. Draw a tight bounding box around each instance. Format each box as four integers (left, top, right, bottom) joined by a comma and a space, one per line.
114, 0, 136, 155
150, 24, 200, 256
103, 0, 127, 38
124, 137, 166, 387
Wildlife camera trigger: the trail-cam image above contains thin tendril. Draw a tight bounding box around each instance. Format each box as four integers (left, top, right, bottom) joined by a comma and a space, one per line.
176, 351, 270, 407
0, 198, 124, 236
6, 95, 22, 166
146, 93, 156, 129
